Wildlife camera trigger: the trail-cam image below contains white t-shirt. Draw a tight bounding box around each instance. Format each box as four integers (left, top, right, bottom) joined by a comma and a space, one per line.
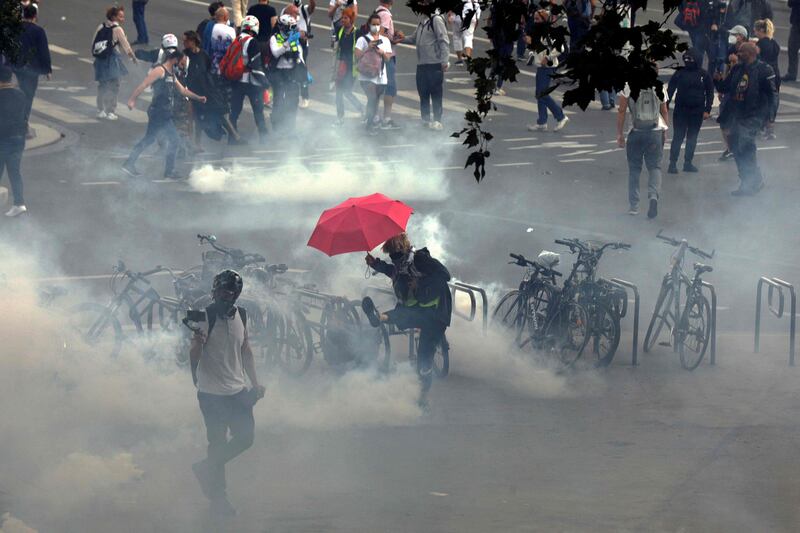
329, 0, 358, 24
618, 83, 669, 131
355, 34, 391, 84
210, 23, 236, 73
196, 309, 249, 396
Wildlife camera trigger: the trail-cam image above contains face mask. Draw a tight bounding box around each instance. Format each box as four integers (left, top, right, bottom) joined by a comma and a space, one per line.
389, 251, 407, 263
370, 24, 380, 34
728, 35, 739, 45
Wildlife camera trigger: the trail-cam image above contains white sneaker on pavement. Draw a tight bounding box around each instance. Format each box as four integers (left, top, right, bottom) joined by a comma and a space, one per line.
527, 124, 547, 132
554, 116, 570, 131
97, 110, 108, 119
299, 98, 310, 109
106, 112, 119, 121
5, 205, 27, 217
493, 88, 506, 96
429, 121, 443, 131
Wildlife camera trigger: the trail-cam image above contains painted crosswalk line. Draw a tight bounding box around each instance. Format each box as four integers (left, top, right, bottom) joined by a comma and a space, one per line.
32, 98, 96, 124
72, 95, 148, 123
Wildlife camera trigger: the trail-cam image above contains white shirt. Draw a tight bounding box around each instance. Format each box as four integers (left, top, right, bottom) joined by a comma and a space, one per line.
619, 83, 669, 131
355, 34, 391, 84
329, 0, 357, 24
210, 23, 236, 73
196, 309, 249, 396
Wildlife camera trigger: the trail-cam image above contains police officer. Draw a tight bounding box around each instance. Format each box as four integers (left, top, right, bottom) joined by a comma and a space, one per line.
667, 49, 714, 173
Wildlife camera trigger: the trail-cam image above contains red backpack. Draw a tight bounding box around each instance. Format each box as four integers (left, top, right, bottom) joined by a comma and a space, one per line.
219, 35, 252, 81
681, 1, 700, 28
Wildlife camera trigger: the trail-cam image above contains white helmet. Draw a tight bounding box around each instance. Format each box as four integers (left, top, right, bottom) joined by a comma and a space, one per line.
279, 13, 297, 29
161, 33, 179, 50
241, 15, 260, 34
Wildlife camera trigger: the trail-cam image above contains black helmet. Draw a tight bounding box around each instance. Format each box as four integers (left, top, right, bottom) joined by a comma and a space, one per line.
212, 269, 243, 300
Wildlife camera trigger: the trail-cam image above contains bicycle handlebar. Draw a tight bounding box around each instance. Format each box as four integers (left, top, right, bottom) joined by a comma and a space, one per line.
554, 238, 631, 254
197, 234, 266, 266
508, 253, 562, 277
655, 230, 714, 259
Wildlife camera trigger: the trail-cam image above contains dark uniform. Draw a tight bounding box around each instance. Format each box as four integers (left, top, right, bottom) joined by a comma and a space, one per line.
667, 49, 714, 171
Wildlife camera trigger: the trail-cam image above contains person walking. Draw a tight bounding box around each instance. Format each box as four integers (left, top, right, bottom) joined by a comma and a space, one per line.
131, 0, 149, 45
0, 65, 28, 217
327, 0, 357, 48
13, 4, 51, 138
362, 233, 452, 409
785, 0, 800, 82
524, 9, 569, 132
270, 13, 305, 133
402, 7, 449, 130
666, 48, 714, 173
375, 0, 404, 129
617, 82, 669, 218
332, 8, 363, 125
713, 41, 776, 195
92, 5, 138, 120
122, 50, 207, 179
355, 14, 392, 134
754, 18, 780, 139
564, 0, 593, 49
198, 1, 225, 45
675, 0, 715, 67
190, 270, 265, 516
229, 16, 269, 143
451, 0, 480, 65
247, 0, 278, 48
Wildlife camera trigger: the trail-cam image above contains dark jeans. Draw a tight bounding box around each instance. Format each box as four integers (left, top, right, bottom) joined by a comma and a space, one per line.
198, 390, 255, 498
336, 71, 362, 119
270, 68, 299, 131
729, 117, 763, 192
384, 305, 447, 396
126, 115, 179, 175
567, 16, 590, 49
599, 90, 616, 108
788, 23, 800, 79
14, 71, 39, 125
415, 63, 444, 123
626, 128, 663, 208
535, 66, 564, 124
0, 137, 25, 205
360, 81, 385, 130
300, 41, 310, 99
132, 1, 148, 44
687, 28, 710, 68
670, 106, 703, 164
230, 81, 267, 135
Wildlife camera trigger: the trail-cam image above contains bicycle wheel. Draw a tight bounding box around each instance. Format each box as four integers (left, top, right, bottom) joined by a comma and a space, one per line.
433, 333, 450, 378
678, 294, 711, 371
542, 302, 590, 367
256, 305, 282, 370
277, 308, 314, 376
68, 302, 123, 358
643, 281, 675, 353
587, 304, 621, 367
492, 290, 525, 334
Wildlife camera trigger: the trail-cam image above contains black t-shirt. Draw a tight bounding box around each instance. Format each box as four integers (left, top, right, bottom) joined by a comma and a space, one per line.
247, 4, 277, 41
185, 48, 212, 96
0, 87, 27, 140
337, 28, 356, 65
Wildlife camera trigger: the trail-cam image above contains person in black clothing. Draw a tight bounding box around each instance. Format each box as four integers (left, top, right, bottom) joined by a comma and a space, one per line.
667, 49, 714, 173
362, 233, 452, 407
676, 0, 715, 68
714, 41, 776, 195
13, 5, 52, 137
247, 0, 278, 43
786, 0, 800, 82
754, 18, 780, 139
0, 65, 28, 217
723, 0, 772, 34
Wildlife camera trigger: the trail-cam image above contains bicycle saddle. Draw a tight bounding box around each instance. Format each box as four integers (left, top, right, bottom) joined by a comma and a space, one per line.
693, 263, 713, 274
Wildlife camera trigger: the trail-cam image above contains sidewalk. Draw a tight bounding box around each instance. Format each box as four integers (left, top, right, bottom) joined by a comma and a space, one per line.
25, 121, 64, 151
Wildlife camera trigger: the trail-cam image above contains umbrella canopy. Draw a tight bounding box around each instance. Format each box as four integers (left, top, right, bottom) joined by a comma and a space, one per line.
307, 193, 413, 256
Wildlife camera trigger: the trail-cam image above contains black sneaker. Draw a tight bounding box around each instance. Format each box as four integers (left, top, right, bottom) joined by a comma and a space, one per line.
647, 198, 658, 219
667, 162, 678, 174
164, 172, 187, 181
121, 163, 141, 177
719, 149, 734, 161
683, 162, 699, 172
361, 297, 381, 327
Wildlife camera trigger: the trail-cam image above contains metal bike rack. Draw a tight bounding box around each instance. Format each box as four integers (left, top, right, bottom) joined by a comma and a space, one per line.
700, 281, 718, 366
452, 281, 488, 334
609, 278, 640, 366
755, 277, 796, 366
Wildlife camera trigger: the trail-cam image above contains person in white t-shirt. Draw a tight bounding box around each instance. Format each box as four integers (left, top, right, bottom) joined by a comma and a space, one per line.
450, 0, 480, 65
355, 14, 392, 134
190, 270, 265, 517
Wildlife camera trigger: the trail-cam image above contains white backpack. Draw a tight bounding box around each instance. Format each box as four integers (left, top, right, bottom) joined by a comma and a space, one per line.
630, 88, 660, 130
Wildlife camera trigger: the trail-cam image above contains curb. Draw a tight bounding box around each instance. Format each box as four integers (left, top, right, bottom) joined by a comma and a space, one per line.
25, 121, 64, 151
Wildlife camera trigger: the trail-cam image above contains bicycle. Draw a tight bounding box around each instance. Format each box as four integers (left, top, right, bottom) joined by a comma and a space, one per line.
71, 261, 197, 360
643, 231, 714, 370
493, 252, 562, 348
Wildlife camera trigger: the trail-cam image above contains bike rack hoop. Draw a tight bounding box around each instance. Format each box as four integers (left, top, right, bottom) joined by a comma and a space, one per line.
700, 281, 717, 366
449, 283, 477, 323
609, 278, 640, 366
754, 277, 796, 366
454, 282, 488, 335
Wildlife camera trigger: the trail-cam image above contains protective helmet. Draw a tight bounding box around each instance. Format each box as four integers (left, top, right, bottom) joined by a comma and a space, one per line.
537, 251, 560, 270
212, 269, 243, 301
292, 0, 301, 6
161, 33, 179, 50
241, 15, 260, 35
279, 13, 297, 29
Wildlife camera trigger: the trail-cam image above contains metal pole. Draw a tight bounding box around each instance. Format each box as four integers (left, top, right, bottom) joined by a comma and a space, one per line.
755, 278, 766, 353
773, 279, 796, 366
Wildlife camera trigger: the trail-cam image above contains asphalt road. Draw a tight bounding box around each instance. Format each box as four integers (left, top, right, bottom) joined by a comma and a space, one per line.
2, 1, 800, 532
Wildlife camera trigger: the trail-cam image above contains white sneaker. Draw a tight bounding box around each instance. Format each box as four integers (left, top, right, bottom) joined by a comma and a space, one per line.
299, 98, 310, 109
106, 112, 119, 121
493, 88, 506, 96
554, 116, 570, 131
5, 205, 27, 217
527, 123, 547, 132
96, 110, 108, 119
429, 121, 443, 131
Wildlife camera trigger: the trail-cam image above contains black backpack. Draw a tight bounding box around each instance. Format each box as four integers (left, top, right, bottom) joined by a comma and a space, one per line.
205, 305, 248, 337
92, 23, 117, 59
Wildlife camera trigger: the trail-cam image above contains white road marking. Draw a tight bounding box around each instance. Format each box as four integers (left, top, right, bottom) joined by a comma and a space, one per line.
560, 149, 595, 157
591, 148, 622, 155
48, 44, 78, 56
559, 158, 595, 163
381, 144, 417, 148
694, 145, 786, 155
32, 98, 96, 124
78, 57, 94, 64
562, 133, 597, 139
493, 162, 532, 167
503, 137, 538, 142
428, 166, 462, 170
507, 142, 597, 151
395, 89, 485, 115
81, 181, 120, 186
72, 95, 148, 123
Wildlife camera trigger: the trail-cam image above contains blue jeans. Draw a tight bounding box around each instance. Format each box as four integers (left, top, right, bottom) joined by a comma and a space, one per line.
626, 129, 663, 208
126, 116, 179, 175
535, 67, 564, 124
416, 64, 444, 122
0, 137, 25, 205
599, 90, 616, 108
132, 1, 148, 44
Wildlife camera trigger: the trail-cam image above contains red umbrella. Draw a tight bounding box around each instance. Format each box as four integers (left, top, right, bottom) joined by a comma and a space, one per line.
307, 193, 413, 256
